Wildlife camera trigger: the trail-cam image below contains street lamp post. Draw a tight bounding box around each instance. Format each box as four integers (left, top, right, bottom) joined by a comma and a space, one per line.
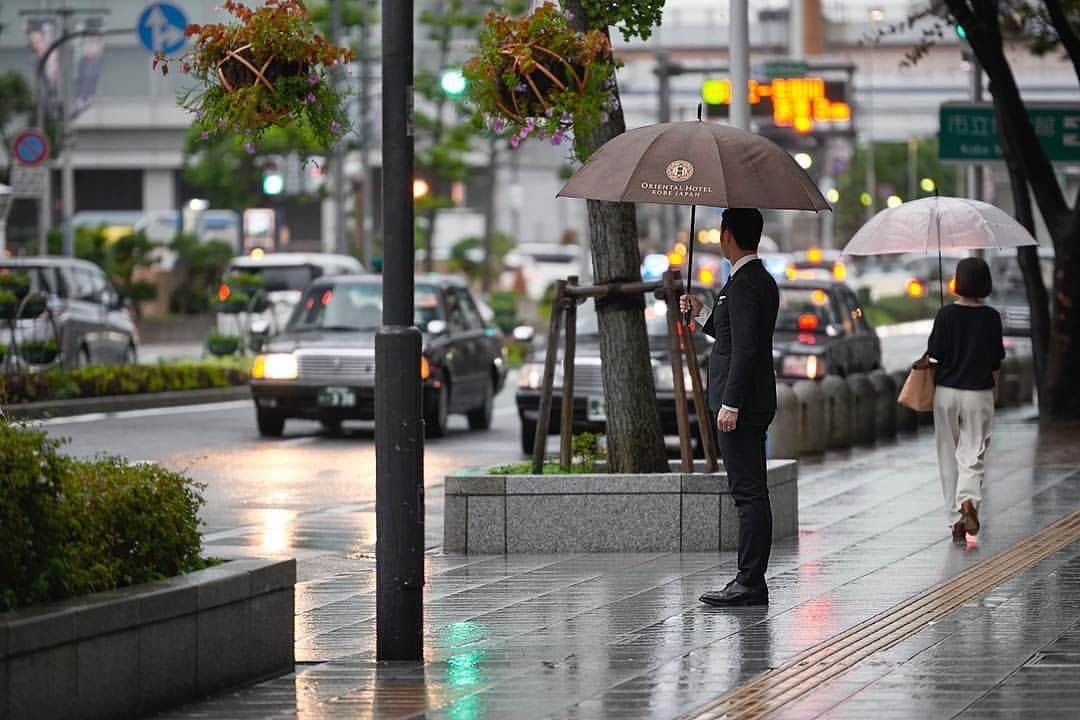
864, 8, 884, 222
376, 0, 424, 662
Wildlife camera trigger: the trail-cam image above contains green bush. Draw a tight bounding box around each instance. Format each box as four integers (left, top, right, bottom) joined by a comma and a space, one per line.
863, 294, 939, 327
0, 361, 249, 406
0, 420, 209, 610
487, 290, 520, 333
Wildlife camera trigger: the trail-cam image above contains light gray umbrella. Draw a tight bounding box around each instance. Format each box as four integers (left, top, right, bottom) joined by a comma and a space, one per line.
558, 118, 829, 309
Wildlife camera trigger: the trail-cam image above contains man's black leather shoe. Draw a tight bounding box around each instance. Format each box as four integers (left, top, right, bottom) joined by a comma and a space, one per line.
699, 581, 768, 607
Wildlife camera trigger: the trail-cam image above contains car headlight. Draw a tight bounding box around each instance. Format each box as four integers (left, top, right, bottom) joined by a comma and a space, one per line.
518, 362, 561, 390
252, 353, 298, 380
781, 354, 827, 380
654, 364, 703, 390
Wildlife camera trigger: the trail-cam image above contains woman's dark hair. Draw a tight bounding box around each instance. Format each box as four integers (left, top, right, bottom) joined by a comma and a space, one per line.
721, 208, 764, 251
954, 256, 993, 299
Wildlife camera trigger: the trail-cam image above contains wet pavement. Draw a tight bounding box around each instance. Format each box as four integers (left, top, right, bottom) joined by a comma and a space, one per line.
149, 409, 1080, 719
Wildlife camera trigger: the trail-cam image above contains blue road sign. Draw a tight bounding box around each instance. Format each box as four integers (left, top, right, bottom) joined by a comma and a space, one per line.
137, 2, 188, 55
11, 129, 49, 167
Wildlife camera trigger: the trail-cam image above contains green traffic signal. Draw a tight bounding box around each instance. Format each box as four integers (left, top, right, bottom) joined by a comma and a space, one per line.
440, 69, 467, 96
262, 172, 284, 196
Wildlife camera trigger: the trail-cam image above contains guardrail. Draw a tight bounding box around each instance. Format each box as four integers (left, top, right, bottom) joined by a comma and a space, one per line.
768, 352, 1035, 459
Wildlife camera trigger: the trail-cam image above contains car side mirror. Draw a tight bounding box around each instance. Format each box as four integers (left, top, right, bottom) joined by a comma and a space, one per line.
512, 325, 535, 343
426, 319, 448, 335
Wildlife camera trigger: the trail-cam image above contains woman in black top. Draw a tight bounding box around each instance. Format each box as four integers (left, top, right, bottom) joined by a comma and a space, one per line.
927, 257, 1005, 543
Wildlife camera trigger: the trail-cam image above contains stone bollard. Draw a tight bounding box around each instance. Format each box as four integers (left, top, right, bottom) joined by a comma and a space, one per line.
1015, 353, 1035, 406
891, 368, 919, 433
997, 354, 1021, 408
821, 374, 852, 449
768, 382, 800, 459
847, 373, 876, 445
793, 379, 828, 455
869, 369, 897, 440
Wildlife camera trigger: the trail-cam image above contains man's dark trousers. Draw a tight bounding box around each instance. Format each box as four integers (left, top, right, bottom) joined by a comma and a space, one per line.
715, 413, 773, 589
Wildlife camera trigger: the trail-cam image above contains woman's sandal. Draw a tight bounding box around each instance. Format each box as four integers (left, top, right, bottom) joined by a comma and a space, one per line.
961, 500, 980, 535
952, 521, 967, 542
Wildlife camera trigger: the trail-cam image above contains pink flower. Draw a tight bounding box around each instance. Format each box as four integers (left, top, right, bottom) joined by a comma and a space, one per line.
510, 135, 520, 148
330, 121, 342, 133
308, 74, 319, 85
201, 131, 210, 140
305, 92, 316, 104
244, 142, 256, 154
492, 118, 505, 132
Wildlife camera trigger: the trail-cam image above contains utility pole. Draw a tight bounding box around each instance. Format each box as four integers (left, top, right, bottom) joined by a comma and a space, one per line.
20, 6, 110, 256
865, 9, 883, 222
358, 1, 376, 267
330, 0, 348, 255
729, 0, 750, 130
376, 0, 423, 662
655, 50, 675, 247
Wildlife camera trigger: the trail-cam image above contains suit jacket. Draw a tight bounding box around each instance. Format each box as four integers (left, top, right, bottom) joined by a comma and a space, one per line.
702, 258, 779, 423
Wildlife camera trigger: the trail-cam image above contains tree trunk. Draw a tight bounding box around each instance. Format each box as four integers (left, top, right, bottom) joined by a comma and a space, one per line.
565, 0, 668, 473
1046, 217, 1080, 418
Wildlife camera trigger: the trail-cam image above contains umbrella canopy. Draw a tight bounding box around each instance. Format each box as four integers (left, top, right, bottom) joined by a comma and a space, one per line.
843, 196, 1038, 256
558, 120, 830, 211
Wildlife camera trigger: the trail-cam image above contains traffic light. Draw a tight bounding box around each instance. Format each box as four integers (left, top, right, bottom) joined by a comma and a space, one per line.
440, 68, 467, 97
262, 161, 284, 196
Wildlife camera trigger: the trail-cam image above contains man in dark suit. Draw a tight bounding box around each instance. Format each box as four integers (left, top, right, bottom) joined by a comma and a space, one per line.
680, 208, 779, 607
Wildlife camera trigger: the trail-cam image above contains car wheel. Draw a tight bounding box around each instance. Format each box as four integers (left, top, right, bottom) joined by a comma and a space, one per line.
466, 379, 494, 430
123, 344, 138, 365
520, 418, 537, 456
320, 418, 343, 435
425, 383, 449, 438
256, 407, 285, 437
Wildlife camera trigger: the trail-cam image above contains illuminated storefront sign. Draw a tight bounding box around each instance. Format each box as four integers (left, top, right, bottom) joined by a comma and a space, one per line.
702, 77, 851, 133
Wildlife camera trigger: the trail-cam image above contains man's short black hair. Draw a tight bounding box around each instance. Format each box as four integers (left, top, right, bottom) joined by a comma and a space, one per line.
721, 208, 764, 252
954, 256, 993, 299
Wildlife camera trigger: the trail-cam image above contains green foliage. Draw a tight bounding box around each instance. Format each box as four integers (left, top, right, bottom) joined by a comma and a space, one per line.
0, 361, 249, 406
154, 0, 353, 150
207, 333, 242, 356
487, 289, 520, 332
169, 234, 236, 315
571, 430, 606, 471
488, 432, 607, 474
18, 339, 60, 365
579, 0, 666, 40
0, 271, 30, 297
464, 2, 619, 159
448, 233, 516, 283
863, 294, 939, 327
0, 70, 34, 154
0, 420, 208, 610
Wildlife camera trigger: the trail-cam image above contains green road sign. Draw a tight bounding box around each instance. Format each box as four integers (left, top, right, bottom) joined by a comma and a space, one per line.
939, 102, 1080, 163
763, 58, 808, 80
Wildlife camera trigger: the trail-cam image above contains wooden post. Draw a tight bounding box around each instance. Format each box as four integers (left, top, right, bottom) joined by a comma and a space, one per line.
532, 280, 566, 474
559, 276, 578, 471
662, 271, 693, 471
682, 304, 718, 472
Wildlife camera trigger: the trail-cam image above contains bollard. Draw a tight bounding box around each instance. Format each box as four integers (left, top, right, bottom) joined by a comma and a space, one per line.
821, 374, 852, 449
768, 382, 800, 459
869, 369, 897, 440
847, 373, 876, 445
891, 368, 919, 433
997, 354, 1021, 408
793, 379, 828, 455
1016, 353, 1035, 406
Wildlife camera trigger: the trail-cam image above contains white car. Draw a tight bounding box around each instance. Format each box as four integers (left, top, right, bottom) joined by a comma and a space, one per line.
502, 243, 588, 301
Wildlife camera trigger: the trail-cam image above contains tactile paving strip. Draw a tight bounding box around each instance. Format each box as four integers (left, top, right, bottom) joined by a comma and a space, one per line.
685, 511, 1080, 720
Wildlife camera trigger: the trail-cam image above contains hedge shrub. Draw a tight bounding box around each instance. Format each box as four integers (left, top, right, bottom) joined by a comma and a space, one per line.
0, 360, 249, 406
0, 421, 208, 611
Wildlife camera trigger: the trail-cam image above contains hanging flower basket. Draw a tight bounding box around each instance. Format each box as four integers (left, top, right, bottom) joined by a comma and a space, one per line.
207, 333, 242, 357
464, 3, 618, 158
18, 339, 60, 366
153, 0, 353, 149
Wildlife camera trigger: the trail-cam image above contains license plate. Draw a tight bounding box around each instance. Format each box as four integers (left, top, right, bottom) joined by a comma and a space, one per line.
318, 387, 355, 407
586, 395, 606, 422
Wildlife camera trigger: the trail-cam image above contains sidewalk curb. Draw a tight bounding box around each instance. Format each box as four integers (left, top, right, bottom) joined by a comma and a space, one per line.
3, 385, 252, 420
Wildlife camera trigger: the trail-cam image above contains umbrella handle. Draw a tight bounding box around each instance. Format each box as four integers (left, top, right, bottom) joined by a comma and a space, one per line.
684, 205, 697, 327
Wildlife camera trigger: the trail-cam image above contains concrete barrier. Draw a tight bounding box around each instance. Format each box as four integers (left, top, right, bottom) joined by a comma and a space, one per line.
1016, 353, 1035, 405
821, 374, 852, 449
768, 383, 800, 459
847, 373, 876, 445
891, 369, 919, 433
793, 379, 828, 455
869, 370, 897, 440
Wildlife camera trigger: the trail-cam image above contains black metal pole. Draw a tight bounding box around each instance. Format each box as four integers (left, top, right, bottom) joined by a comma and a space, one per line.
684, 204, 697, 326
376, 0, 423, 662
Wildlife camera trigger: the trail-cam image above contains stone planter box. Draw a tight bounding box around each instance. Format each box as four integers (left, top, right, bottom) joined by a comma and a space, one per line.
1, 558, 295, 720
444, 460, 798, 553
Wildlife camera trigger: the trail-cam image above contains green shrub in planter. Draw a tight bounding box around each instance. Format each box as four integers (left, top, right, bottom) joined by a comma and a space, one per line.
0, 289, 19, 319
215, 290, 251, 314
207, 332, 241, 356
18, 339, 60, 365
487, 290, 520, 334
0, 271, 30, 299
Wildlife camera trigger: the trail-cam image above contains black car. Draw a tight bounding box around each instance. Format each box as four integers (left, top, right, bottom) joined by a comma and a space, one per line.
515, 295, 713, 455
773, 280, 881, 381
250, 274, 508, 437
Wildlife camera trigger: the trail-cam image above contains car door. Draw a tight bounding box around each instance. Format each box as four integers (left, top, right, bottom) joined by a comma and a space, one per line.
443, 287, 484, 411
64, 266, 107, 364
458, 287, 501, 392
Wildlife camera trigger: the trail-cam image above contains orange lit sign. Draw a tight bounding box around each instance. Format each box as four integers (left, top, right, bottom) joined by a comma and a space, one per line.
702, 77, 851, 133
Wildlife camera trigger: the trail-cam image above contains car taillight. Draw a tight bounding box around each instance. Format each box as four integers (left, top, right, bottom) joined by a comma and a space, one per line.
797, 313, 820, 330
832, 262, 847, 281
420, 355, 431, 380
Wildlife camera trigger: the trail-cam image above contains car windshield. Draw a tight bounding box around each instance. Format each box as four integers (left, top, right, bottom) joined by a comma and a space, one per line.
231, 265, 318, 292
777, 287, 838, 332
288, 282, 441, 331
575, 299, 675, 339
